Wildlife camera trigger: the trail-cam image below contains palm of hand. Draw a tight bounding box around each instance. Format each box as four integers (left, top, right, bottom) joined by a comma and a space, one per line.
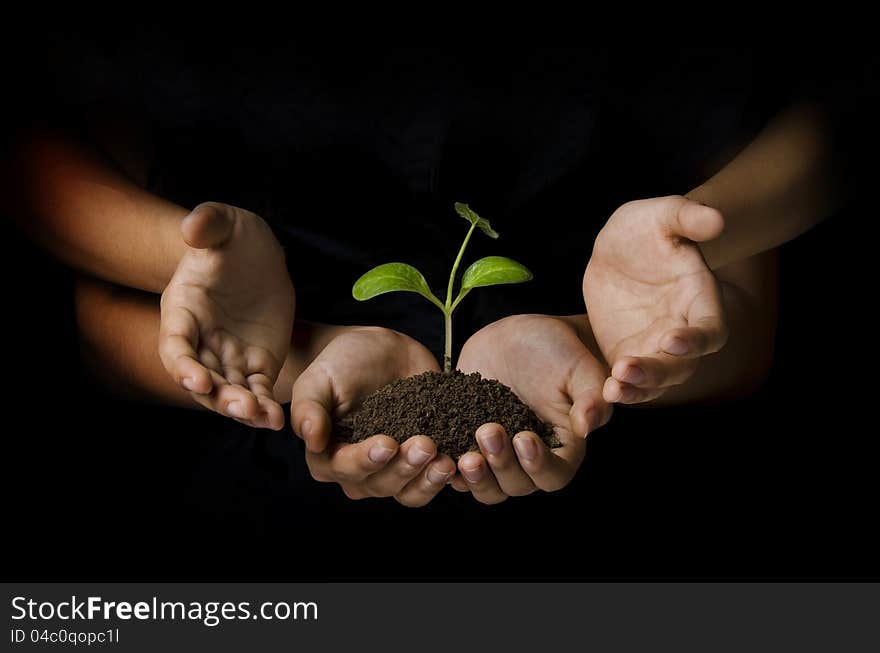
291, 327, 455, 509
584, 197, 725, 367
160, 204, 295, 429
291, 326, 440, 453
458, 314, 608, 441
308, 327, 440, 420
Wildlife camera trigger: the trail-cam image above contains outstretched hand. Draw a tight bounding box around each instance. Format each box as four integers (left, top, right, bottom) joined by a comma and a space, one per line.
159, 202, 295, 430
291, 327, 456, 507
583, 196, 729, 404
454, 314, 612, 504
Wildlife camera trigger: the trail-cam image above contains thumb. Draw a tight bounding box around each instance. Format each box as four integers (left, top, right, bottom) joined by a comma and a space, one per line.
181, 202, 235, 249
567, 357, 613, 439
291, 366, 336, 454
665, 197, 725, 243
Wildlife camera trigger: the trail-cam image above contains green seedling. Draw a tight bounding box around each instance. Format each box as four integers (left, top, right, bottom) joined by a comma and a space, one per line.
353, 202, 533, 373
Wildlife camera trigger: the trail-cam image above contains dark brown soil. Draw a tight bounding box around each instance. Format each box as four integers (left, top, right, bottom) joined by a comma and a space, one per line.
338, 370, 559, 459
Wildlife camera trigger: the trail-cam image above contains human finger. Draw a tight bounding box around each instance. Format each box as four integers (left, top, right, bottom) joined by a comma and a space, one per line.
458, 452, 507, 505
667, 198, 725, 243
394, 455, 456, 508
363, 436, 437, 497
475, 424, 535, 497
610, 355, 697, 390
512, 431, 580, 493
660, 316, 727, 359
181, 202, 235, 249
291, 366, 337, 453
158, 307, 213, 394
602, 377, 667, 405
305, 435, 398, 484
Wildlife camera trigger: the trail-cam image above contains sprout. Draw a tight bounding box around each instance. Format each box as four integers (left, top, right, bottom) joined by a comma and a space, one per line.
353, 203, 532, 372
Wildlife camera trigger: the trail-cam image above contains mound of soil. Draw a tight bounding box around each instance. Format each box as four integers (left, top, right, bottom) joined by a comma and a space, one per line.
338, 370, 558, 459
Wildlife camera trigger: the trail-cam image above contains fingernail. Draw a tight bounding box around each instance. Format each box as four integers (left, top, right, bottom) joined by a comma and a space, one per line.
427, 466, 451, 485
302, 419, 313, 439
514, 436, 537, 462
477, 427, 504, 456
226, 401, 245, 418
664, 337, 689, 356
407, 445, 433, 467
460, 461, 485, 483
182, 376, 196, 391
369, 444, 395, 463
620, 366, 645, 385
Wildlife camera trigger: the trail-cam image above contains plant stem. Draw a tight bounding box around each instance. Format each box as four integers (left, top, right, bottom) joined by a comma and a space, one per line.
443, 221, 478, 373
446, 222, 478, 308
444, 310, 452, 373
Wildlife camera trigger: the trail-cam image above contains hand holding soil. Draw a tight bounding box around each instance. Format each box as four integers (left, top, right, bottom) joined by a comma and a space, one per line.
290, 326, 457, 507
451, 314, 612, 503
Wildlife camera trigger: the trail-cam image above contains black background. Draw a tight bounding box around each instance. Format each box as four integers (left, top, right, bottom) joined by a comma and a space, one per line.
2, 40, 877, 580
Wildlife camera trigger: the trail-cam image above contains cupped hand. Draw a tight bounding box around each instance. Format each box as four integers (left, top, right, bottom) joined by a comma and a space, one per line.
291, 326, 456, 507
454, 314, 612, 504
583, 196, 729, 405
159, 202, 295, 430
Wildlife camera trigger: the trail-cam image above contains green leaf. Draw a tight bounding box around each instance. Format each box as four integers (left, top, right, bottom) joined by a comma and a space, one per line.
352, 262, 443, 308
454, 202, 499, 239
461, 256, 533, 291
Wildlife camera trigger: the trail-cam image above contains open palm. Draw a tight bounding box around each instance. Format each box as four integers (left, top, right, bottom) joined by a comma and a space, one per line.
583, 196, 728, 404
160, 202, 295, 429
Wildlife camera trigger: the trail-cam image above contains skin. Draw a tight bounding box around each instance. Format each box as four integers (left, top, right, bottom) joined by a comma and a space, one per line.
290, 327, 456, 508
584, 196, 729, 405
452, 314, 613, 504
160, 203, 295, 430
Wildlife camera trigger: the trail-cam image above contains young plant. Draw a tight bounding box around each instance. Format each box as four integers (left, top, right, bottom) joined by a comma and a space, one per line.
353, 202, 532, 373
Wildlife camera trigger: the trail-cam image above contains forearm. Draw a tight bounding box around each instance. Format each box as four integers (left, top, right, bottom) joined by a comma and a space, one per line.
6, 127, 187, 292
689, 104, 841, 269
75, 277, 340, 407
